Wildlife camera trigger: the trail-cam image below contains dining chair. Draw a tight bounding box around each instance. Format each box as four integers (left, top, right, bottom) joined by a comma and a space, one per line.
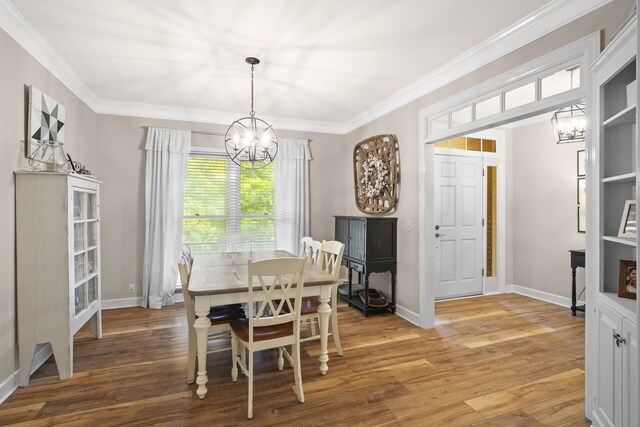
218, 234, 255, 253
298, 236, 314, 258
299, 240, 346, 356
229, 257, 306, 419
178, 248, 246, 384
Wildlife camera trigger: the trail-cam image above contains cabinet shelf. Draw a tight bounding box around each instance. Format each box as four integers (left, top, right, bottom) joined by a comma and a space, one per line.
603, 235, 637, 247
604, 104, 636, 127
603, 172, 636, 183
600, 292, 637, 320
74, 245, 98, 256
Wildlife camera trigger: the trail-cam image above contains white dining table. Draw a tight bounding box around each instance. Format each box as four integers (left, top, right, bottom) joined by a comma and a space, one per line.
188, 250, 335, 399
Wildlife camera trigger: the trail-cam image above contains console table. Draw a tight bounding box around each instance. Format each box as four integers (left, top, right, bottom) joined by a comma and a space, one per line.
335, 216, 397, 316
570, 249, 585, 316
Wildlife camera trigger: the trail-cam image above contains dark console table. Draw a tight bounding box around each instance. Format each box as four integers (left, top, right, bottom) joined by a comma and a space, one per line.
335, 216, 397, 316
570, 249, 586, 316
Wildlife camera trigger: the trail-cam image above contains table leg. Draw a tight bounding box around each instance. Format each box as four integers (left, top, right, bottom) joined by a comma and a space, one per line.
571, 266, 577, 316
194, 308, 210, 399
317, 286, 331, 375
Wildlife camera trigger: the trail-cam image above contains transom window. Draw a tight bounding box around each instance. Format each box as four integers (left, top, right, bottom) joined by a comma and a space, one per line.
182, 152, 275, 253
428, 64, 582, 138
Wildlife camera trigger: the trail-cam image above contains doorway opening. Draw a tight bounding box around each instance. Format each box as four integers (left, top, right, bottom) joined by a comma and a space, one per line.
417, 33, 598, 329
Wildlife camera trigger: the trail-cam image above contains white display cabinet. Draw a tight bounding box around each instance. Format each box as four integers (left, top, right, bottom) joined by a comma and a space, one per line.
15, 171, 102, 386
589, 13, 639, 427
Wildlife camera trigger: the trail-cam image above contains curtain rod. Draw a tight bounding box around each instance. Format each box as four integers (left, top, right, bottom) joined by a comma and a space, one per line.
141, 126, 312, 142
140, 126, 224, 137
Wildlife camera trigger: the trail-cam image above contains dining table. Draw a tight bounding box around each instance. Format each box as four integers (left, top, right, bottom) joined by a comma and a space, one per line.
188, 250, 336, 399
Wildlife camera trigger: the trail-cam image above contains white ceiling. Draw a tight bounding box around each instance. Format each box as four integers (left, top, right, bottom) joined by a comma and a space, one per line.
8, 0, 579, 131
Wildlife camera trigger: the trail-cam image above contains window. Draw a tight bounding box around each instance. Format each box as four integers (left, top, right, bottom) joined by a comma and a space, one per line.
182, 152, 275, 254
433, 137, 496, 153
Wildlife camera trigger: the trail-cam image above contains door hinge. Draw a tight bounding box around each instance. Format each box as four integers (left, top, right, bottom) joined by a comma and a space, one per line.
482, 268, 485, 276
482, 169, 485, 176
482, 218, 485, 226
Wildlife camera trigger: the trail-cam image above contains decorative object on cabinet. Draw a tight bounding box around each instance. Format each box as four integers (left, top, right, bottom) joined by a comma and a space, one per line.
353, 134, 399, 214
335, 216, 396, 316
577, 177, 586, 233
618, 259, 637, 299
618, 200, 637, 238
15, 171, 102, 386
27, 86, 68, 171
66, 153, 92, 175
577, 149, 586, 177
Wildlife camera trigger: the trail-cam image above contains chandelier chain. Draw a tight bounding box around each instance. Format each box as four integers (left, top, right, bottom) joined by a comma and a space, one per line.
250, 63, 255, 117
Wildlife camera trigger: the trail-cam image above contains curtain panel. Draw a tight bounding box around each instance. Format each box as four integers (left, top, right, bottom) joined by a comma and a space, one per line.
274, 138, 312, 254
142, 128, 191, 308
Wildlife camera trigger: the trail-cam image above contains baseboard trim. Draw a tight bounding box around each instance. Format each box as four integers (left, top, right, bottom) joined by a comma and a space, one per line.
0, 371, 18, 405
395, 304, 420, 327
507, 284, 584, 308
0, 342, 54, 404
101, 297, 143, 309
32, 344, 53, 374
102, 294, 184, 310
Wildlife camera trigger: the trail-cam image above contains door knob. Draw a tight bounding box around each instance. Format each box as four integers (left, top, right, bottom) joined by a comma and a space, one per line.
435, 233, 444, 238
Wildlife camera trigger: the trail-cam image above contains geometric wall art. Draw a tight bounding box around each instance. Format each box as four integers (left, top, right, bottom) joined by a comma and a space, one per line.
27, 85, 66, 160
353, 134, 400, 214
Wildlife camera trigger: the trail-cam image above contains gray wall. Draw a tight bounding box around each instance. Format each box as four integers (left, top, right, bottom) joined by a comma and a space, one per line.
0, 29, 98, 386
94, 116, 346, 300
511, 119, 586, 299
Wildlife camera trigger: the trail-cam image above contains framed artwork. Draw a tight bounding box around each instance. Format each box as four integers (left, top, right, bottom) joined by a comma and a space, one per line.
577, 150, 585, 177
27, 86, 66, 158
618, 200, 637, 238
577, 177, 585, 233
353, 134, 399, 214
618, 259, 637, 300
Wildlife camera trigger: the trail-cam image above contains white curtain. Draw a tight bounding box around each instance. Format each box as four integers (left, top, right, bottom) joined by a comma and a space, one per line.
274, 138, 312, 254
142, 128, 191, 308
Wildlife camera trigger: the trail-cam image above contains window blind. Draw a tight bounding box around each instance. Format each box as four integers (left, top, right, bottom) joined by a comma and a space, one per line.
182, 152, 275, 253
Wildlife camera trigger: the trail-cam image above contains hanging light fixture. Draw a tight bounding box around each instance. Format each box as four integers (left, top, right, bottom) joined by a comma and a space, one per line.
225, 57, 278, 169
551, 67, 586, 144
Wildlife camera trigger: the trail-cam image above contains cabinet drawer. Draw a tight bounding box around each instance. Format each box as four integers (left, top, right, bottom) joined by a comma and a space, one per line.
350, 262, 364, 273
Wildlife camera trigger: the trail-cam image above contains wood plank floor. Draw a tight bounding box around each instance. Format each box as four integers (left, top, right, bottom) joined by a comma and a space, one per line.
1, 294, 590, 426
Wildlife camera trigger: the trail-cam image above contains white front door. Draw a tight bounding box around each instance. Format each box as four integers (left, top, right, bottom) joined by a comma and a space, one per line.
434, 154, 483, 299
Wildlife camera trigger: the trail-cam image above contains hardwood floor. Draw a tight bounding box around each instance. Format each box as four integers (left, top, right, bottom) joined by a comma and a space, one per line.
1, 294, 590, 426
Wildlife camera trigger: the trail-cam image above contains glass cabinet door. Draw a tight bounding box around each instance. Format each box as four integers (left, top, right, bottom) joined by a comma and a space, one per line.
72, 187, 100, 316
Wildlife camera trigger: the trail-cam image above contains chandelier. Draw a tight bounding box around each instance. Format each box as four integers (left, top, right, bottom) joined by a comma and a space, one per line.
551, 67, 585, 144
225, 57, 278, 169
551, 103, 586, 144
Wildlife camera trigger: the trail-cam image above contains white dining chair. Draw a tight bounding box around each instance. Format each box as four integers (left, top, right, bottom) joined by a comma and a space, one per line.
218, 234, 255, 252
298, 236, 314, 258
299, 240, 346, 356
229, 257, 306, 419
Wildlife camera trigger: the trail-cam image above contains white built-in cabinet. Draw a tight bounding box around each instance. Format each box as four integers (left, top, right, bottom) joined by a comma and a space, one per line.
16, 171, 102, 386
589, 12, 639, 427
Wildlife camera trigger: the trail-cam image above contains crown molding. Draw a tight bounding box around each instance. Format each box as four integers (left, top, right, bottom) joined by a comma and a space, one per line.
343, 0, 612, 134
94, 99, 349, 134
1, 0, 611, 135
0, 0, 100, 109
